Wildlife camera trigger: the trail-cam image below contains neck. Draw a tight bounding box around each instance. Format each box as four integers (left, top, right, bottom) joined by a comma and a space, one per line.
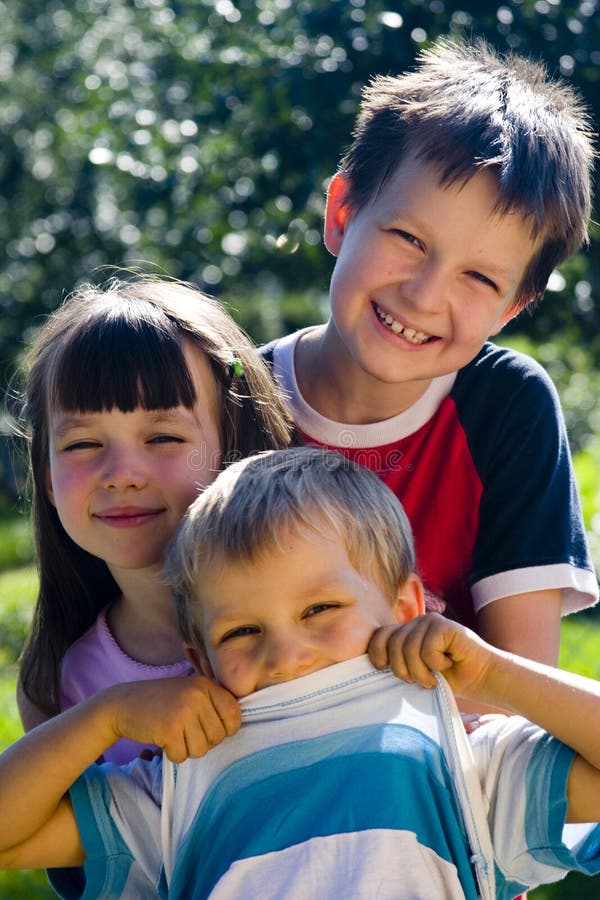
295, 325, 431, 424
106, 566, 185, 666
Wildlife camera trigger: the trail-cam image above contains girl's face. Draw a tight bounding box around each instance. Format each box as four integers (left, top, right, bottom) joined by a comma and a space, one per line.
45, 343, 222, 580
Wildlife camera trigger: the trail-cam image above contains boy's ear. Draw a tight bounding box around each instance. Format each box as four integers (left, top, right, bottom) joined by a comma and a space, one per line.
391, 573, 426, 624
324, 172, 353, 256
490, 301, 526, 335
184, 644, 215, 680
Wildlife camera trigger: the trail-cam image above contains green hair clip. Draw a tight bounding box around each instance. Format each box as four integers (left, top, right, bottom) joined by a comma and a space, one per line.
228, 354, 244, 378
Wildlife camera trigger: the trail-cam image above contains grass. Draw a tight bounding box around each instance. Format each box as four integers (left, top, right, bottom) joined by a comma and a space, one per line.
0, 567, 599, 897
0, 565, 54, 898
0, 512, 33, 571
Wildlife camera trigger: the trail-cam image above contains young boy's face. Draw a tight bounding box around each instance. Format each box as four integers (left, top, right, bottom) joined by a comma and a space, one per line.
188, 523, 423, 698
322, 154, 539, 394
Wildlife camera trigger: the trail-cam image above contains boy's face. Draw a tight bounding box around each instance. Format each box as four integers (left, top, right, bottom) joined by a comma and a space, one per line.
322, 154, 539, 394
188, 524, 423, 698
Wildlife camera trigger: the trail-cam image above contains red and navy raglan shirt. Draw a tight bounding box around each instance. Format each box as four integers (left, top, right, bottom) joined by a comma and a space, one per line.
261, 330, 598, 628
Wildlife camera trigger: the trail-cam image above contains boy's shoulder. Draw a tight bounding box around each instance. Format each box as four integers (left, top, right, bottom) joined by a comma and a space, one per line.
257, 338, 278, 369
453, 341, 562, 418
461, 341, 556, 384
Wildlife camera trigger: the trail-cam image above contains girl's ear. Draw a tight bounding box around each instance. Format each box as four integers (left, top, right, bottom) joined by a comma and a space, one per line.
324, 172, 353, 256
391, 573, 425, 624
185, 644, 215, 680
45, 467, 56, 506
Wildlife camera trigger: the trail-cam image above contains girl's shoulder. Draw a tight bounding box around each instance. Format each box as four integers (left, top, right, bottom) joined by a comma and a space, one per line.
60, 606, 193, 710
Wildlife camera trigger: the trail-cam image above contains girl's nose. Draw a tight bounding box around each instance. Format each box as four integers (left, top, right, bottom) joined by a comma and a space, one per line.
101, 447, 148, 490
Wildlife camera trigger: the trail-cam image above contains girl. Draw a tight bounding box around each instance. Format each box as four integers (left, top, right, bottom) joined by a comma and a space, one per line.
15, 274, 294, 763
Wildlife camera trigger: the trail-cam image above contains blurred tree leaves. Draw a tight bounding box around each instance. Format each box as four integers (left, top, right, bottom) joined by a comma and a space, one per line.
1, 0, 598, 390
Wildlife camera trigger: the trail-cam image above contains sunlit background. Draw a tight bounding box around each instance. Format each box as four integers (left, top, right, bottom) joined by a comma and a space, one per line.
0, 2, 599, 896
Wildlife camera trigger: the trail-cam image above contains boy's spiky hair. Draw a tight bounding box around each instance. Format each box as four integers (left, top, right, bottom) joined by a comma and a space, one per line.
340, 38, 596, 312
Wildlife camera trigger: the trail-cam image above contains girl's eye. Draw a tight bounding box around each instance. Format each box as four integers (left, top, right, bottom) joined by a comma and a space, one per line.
62, 440, 100, 452
221, 625, 260, 642
149, 434, 185, 445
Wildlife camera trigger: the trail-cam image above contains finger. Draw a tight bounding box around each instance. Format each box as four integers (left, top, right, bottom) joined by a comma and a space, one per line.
384, 630, 414, 683
197, 711, 228, 752
367, 625, 398, 669
460, 713, 481, 734
186, 682, 241, 755
182, 723, 213, 760
163, 734, 198, 765
415, 617, 461, 680
209, 685, 242, 737
396, 618, 442, 688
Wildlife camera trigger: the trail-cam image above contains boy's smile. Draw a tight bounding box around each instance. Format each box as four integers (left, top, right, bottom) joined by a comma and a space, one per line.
191, 523, 423, 698
304, 155, 540, 423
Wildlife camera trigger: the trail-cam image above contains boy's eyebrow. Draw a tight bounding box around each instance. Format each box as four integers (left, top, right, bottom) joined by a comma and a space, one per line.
207, 581, 354, 624
297, 579, 352, 599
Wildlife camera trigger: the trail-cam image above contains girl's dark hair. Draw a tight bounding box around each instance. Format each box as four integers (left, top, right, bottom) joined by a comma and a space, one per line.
16, 275, 294, 716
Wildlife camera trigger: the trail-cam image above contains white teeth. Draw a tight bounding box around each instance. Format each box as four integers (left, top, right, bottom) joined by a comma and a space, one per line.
375, 305, 430, 344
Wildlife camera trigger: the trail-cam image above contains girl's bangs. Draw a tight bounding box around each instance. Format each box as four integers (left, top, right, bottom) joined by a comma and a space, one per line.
49, 313, 197, 413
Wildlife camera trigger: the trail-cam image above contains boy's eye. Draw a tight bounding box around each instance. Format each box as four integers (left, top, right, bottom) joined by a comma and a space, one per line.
468, 270, 498, 292
391, 229, 422, 249
221, 625, 260, 642
305, 603, 338, 618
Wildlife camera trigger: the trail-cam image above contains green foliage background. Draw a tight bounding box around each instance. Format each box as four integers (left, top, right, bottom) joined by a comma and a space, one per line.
1, 0, 599, 361
1, 0, 600, 553
1, 0, 600, 895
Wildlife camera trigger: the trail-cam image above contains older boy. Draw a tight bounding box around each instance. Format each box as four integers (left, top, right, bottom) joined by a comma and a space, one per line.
261, 37, 598, 662
1, 448, 600, 898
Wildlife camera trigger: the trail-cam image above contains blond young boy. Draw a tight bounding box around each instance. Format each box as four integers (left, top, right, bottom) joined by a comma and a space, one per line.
260, 37, 598, 665
1, 448, 600, 898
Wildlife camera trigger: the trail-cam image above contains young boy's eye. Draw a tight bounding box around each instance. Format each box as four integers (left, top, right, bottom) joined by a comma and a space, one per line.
221, 625, 260, 642
305, 603, 338, 618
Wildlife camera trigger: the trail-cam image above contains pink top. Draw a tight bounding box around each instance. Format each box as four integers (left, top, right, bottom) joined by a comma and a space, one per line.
60, 606, 193, 764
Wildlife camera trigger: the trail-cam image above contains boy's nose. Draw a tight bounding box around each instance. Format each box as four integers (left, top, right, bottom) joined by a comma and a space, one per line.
264, 633, 316, 684
402, 260, 447, 314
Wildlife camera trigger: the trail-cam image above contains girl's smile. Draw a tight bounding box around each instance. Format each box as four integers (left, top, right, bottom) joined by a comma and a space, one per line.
92, 506, 166, 528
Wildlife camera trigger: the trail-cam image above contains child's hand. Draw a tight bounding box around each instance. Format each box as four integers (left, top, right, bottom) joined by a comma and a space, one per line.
107, 675, 241, 764
368, 613, 493, 701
